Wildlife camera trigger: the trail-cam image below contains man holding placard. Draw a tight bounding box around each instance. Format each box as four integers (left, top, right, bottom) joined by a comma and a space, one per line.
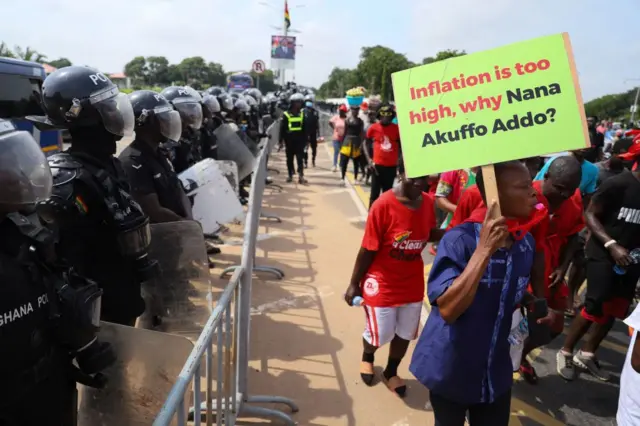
391, 33, 590, 425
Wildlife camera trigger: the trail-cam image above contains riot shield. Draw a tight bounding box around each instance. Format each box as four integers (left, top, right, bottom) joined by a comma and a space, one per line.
136, 221, 213, 335
78, 322, 194, 426
262, 114, 274, 130
178, 159, 244, 234
216, 160, 240, 195
214, 123, 256, 180
237, 130, 259, 156
266, 120, 280, 151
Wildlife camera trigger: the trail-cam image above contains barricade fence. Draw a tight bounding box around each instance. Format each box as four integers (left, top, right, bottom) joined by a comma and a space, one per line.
153, 120, 298, 426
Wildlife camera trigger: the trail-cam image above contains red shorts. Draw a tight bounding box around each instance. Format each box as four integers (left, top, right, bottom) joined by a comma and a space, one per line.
581, 297, 631, 325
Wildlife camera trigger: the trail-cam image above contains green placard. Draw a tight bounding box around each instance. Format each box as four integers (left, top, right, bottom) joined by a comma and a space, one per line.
392, 33, 590, 178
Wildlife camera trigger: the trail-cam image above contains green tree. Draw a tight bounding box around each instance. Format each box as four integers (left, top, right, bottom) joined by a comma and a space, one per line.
0, 42, 15, 58
206, 62, 227, 87
422, 49, 467, 65
584, 88, 638, 121
317, 67, 361, 99
124, 56, 148, 87
250, 69, 278, 93
177, 56, 209, 86
48, 58, 72, 68
146, 56, 170, 86
13, 46, 47, 63
356, 46, 414, 101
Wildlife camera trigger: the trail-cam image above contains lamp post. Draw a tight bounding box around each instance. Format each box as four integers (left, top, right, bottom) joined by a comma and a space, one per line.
624, 79, 640, 124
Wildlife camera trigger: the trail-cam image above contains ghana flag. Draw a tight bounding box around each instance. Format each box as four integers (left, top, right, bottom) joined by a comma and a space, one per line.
285, 1, 291, 29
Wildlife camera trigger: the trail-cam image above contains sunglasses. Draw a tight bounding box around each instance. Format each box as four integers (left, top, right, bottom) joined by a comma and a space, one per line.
379, 111, 394, 117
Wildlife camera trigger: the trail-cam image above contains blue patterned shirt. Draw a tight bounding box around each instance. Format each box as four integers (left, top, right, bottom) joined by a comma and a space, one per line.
410, 222, 534, 405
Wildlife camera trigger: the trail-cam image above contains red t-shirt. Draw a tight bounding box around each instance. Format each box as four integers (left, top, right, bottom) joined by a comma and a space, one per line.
366, 122, 400, 167
532, 181, 584, 289
361, 190, 436, 307
447, 184, 483, 230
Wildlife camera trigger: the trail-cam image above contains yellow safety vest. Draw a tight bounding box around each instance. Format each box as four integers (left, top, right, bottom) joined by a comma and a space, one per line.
283, 111, 304, 132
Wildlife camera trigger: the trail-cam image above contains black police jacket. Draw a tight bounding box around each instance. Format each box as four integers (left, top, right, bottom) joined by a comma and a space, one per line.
0, 216, 68, 401
37, 152, 147, 320
199, 125, 218, 160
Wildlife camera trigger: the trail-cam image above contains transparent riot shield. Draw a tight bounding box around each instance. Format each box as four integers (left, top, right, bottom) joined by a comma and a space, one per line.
266, 120, 280, 151
136, 221, 213, 335
178, 159, 244, 234
216, 160, 240, 195
214, 123, 256, 180
237, 130, 259, 156
77, 322, 194, 426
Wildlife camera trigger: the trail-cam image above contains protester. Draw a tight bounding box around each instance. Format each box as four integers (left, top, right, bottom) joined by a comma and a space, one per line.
329, 105, 347, 172
519, 156, 583, 384
339, 106, 365, 185
431, 168, 477, 254
344, 174, 444, 397
362, 104, 402, 208
557, 165, 640, 382
410, 161, 553, 426
585, 116, 605, 163
617, 304, 640, 425
535, 150, 598, 204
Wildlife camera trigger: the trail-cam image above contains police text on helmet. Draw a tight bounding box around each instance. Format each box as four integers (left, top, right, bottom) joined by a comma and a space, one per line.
89, 72, 110, 86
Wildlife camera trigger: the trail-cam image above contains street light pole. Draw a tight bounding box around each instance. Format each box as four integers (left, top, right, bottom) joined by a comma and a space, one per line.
624, 79, 640, 124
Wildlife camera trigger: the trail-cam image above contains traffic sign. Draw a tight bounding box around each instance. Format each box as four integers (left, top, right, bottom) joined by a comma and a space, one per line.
252, 60, 266, 74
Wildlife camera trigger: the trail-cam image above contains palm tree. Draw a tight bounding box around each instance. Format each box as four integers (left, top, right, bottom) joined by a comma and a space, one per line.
13, 46, 47, 63
0, 42, 15, 58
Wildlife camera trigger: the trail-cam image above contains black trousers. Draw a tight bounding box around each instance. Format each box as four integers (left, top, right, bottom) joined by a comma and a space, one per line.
304, 137, 318, 165
285, 139, 305, 177
430, 390, 511, 426
340, 154, 359, 180
369, 164, 397, 208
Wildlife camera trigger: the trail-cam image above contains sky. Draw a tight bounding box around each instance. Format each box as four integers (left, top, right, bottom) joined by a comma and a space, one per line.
3, 0, 639, 101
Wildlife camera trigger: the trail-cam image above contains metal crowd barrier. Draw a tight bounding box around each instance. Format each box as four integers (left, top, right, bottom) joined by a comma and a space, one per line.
153, 122, 298, 426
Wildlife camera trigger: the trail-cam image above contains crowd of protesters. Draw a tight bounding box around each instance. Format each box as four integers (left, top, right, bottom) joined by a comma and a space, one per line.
335, 99, 640, 426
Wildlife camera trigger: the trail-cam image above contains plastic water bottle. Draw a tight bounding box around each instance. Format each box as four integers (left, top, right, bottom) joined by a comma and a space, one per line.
614, 248, 640, 275
351, 296, 364, 307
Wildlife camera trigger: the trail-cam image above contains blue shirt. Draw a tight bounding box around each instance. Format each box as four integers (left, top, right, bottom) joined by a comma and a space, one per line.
410, 222, 534, 405
535, 155, 598, 195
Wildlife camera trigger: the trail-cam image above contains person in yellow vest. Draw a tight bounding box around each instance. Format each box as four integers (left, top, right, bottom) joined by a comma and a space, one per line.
279, 92, 308, 184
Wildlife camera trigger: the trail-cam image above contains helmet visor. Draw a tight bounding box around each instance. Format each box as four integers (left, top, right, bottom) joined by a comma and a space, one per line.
219, 95, 234, 111
174, 101, 203, 130
92, 91, 135, 137
156, 107, 182, 141
0, 124, 52, 206
202, 95, 221, 113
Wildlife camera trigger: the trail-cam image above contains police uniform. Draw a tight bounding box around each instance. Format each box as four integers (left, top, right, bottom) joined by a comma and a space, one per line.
28, 66, 156, 327
0, 119, 112, 426
280, 105, 307, 179
304, 104, 320, 167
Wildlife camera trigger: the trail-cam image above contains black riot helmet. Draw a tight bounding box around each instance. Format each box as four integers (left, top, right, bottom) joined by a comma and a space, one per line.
160, 86, 203, 130
206, 86, 225, 97
217, 93, 234, 114
27, 66, 134, 137
234, 97, 250, 113
201, 94, 221, 117
246, 88, 263, 103
129, 90, 182, 142
0, 119, 52, 211
243, 94, 258, 111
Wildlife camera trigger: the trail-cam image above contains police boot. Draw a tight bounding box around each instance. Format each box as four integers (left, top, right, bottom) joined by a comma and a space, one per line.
286, 176, 293, 183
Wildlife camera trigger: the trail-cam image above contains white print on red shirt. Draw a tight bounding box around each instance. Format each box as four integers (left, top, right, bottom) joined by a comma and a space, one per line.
363, 277, 380, 297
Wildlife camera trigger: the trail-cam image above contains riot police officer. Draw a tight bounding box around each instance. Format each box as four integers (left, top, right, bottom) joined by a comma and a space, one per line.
280, 92, 308, 183
118, 90, 192, 224
199, 92, 223, 160
160, 86, 204, 173
303, 94, 320, 168
27, 66, 156, 327
0, 119, 114, 425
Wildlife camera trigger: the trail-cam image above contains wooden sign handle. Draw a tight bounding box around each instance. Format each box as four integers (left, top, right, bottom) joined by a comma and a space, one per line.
481, 164, 501, 218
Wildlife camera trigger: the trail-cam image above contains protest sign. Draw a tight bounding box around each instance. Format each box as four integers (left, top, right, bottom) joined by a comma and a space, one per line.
392, 33, 589, 178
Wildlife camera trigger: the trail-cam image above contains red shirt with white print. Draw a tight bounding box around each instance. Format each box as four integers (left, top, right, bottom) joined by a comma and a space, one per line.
361, 190, 436, 307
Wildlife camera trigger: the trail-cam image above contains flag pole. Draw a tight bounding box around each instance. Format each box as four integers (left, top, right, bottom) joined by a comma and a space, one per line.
281, 0, 287, 87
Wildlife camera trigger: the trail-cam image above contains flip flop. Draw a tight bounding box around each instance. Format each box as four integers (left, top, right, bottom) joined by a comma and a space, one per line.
384, 375, 407, 398
360, 361, 374, 386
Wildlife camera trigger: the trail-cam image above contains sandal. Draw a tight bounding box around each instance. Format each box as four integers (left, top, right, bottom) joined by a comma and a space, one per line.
360, 361, 374, 386
384, 375, 407, 398
519, 363, 538, 385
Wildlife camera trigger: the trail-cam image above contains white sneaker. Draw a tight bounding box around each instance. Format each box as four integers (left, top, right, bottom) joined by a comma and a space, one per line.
340, 179, 346, 187
332, 166, 337, 172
